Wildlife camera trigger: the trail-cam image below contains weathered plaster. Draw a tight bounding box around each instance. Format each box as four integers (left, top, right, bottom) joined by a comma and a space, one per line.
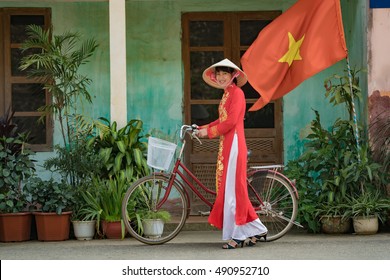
0, 0, 368, 170
368, 8, 390, 95
367, 7, 390, 172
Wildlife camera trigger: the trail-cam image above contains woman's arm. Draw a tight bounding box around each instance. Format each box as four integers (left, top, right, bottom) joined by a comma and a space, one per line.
207, 87, 245, 138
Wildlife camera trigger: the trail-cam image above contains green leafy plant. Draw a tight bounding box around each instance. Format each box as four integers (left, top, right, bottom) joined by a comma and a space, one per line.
284, 67, 371, 232
350, 144, 387, 192
43, 140, 104, 188
80, 173, 130, 237
25, 177, 74, 215
0, 109, 36, 213
0, 136, 35, 190
343, 190, 390, 223
126, 183, 172, 235
78, 190, 102, 222
0, 188, 28, 214
79, 117, 150, 181
316, 202, 351, 220
140, 210, 171, 223
98, 175, 128, 223
324, 67, 363, 122
284, 160, 322, 232
307, 111, 361, 204
71, 180, 102, 222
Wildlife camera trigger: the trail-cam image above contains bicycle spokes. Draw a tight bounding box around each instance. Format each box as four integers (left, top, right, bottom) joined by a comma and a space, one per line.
248, 171, 297, 241
122, 174, 188, 245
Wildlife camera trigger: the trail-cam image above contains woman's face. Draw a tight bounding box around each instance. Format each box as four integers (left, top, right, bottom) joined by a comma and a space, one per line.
215, 70, 233, 88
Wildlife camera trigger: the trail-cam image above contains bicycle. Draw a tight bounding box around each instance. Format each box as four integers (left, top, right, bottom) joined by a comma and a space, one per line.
121, 125, 300, 245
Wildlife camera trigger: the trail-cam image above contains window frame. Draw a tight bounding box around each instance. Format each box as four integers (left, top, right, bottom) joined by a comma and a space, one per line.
1, 7, 52, 152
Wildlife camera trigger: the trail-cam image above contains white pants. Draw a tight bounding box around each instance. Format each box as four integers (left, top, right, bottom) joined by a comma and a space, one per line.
222, 134, 268, 241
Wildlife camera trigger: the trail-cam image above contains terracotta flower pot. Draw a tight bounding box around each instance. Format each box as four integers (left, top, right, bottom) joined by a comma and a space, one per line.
101, 220, 123, 239
0, 212, 32, 242
34, 211, 72, 241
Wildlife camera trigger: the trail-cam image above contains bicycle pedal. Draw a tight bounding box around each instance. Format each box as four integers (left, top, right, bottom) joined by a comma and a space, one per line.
198, 211, 210, 216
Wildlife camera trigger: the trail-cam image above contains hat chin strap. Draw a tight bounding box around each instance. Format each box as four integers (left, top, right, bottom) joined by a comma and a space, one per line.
223, 71, 240, 89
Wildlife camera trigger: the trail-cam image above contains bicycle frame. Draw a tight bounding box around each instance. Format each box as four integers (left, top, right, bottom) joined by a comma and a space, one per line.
156, 138, 216, 210
156, 126, 298, 216
156, 137, 272, 212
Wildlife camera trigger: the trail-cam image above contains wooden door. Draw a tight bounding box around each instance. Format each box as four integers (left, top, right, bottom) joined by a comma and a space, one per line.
182, 11, 283, 213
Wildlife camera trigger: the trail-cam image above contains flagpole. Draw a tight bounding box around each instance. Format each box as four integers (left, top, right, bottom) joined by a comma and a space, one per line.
346, 56, 361, 162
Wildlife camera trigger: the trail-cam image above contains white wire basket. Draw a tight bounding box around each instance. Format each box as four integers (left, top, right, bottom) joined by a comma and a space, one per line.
147, 137, 177, 171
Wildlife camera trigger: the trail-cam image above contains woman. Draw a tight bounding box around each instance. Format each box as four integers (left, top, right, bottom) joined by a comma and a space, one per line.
197, 58, 268, 249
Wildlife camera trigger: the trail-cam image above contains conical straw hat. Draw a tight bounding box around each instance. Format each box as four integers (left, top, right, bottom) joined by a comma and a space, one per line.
202, 58, 247, 89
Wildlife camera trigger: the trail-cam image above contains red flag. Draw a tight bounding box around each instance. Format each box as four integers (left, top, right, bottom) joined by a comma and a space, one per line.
241, 0, 348, 111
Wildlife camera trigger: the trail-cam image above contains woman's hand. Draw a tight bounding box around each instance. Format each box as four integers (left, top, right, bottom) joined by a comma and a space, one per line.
197, 127, 208, 138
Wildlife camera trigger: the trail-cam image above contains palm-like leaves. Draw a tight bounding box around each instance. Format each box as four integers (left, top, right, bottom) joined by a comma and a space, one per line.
19, 24, 98, 146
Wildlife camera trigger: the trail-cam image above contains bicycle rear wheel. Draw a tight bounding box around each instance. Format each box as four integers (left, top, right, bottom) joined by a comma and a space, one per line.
121, 174, 188, 245
247, 170, 298, 241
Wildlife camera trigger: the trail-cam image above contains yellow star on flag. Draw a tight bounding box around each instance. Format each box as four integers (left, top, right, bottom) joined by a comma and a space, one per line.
278, 32, 305, 66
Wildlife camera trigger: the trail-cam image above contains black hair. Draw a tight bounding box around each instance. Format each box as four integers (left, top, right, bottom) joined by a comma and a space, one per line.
215, 66, 235, 73
214, 66, 237, 84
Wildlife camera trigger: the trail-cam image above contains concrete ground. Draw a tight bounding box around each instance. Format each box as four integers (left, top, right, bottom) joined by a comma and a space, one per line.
2, 230, 389, 280
1, 230, 389, 260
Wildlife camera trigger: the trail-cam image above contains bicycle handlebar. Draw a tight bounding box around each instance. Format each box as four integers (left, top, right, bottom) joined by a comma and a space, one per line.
180, 124, 202, 144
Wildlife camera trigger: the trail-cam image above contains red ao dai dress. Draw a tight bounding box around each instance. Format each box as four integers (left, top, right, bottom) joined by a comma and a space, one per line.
201, 83, 267, 241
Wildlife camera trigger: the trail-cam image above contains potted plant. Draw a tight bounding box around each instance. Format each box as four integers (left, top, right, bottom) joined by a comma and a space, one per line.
139, 210, 171, 239
71, 181, 102, 241
0, 109, 36, 242
25, 177, 74, 241
81, 174, 129, 239
0, 188, 33, 242
127, 182, 171, 238
343, 190, 390, 234
73, 118, 150, 239
285, 110, 360, 233
285, 68, 367, 233
43, 138, 104, 240
344, 143, 389, 234
316, 202, 351, 234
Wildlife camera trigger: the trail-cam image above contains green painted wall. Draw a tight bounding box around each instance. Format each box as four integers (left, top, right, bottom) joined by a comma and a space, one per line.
52, 2, 111, 123
1, 0, 367, 171
125, 0, 368, 162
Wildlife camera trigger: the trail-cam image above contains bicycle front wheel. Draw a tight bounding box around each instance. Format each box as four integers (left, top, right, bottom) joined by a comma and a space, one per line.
247, 170, 298, 241
122, 174, 188, 245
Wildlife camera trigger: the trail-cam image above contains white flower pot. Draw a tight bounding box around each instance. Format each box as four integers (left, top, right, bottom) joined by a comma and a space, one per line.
142, 219, 164, 239
72, 220, 96, 240
353, 215, 378, 235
